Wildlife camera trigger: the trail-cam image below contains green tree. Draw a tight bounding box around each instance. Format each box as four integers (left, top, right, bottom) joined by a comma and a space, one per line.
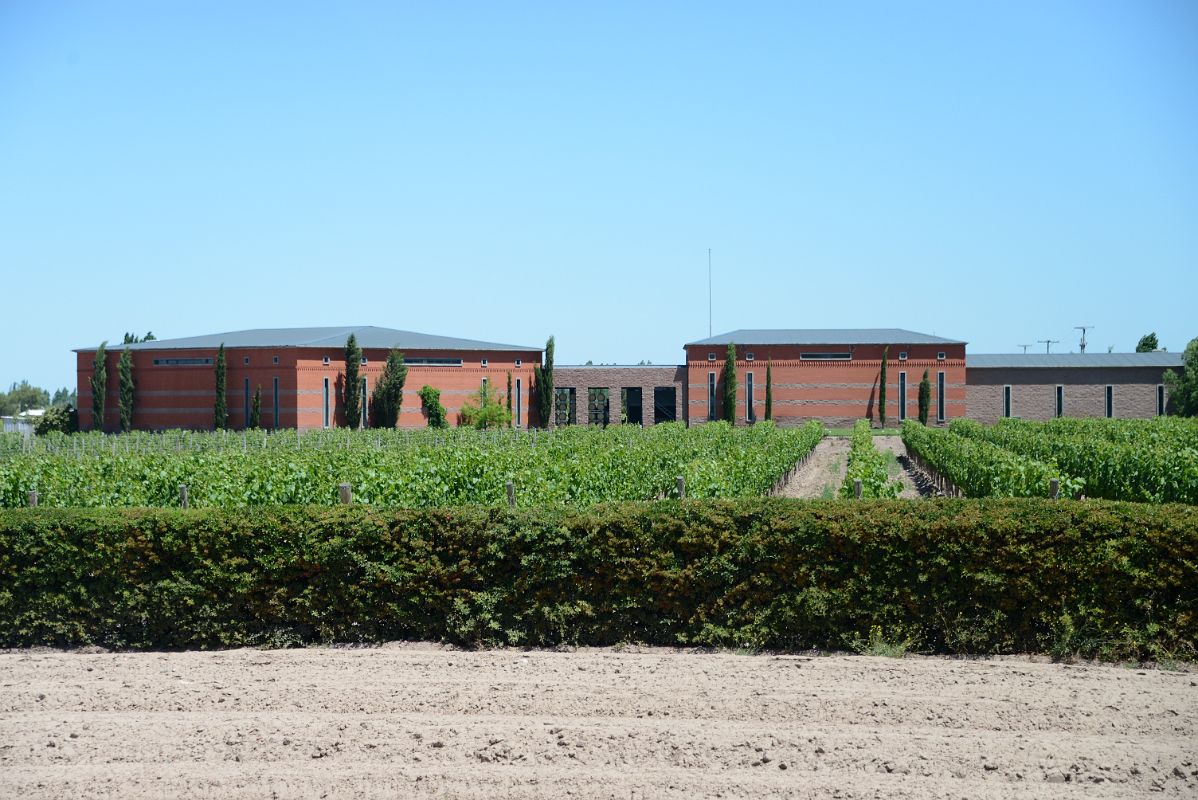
879, 346, 889, 428
1136, 332, 1159, 353
506, 371, 513, 423
722, 343, 738, 423
2, 380, 50, 414
370, 349, 408, 428
459, 381, 511, 429
533, 335, 555, 428
1163, 337, 1198, 416
764, 359, 773, 422
118, 346, 135, 432
344, 334, 362, 430
34, 405, 77, 435
918, 369, 931, 426
51, 387, 76, 408
249, 385, 262, 428
213, 343, 228, 430
418, 384, 448, 428
91, 342, 107, 431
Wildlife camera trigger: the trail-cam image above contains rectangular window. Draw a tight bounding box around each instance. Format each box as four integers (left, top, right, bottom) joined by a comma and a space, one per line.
707, 372, 717, 421
746, 372, 755, 422
745, 352, 755, 361
360, 357, 367, 366
936, 371, 945, 422
361, 377, 368, 428
152, 358, 212, 366
799, 352, 851, 361
405, 357, 462, 367
243, 378, 250, 426
707, 352, 716, 361
1158, 384, 1165, 416
898, 351, 908, 361
937, 352, 946, 360
481, 377, 488, 390
323, 377, 330, 428
243, 356, 250, 366
1106, 385, 1114, 418
322, 356, 330, 366
515, 378, 522, 427
272, 355, 279, 365
622, 387, 643, 425
654, 387, 677, 423
554, 387, 576, 426
899, 371, 907, 422
1056, 385, 1064, 418
515, 359, 522, 368
480, 359, 488, 368
1003, 385, 1012, 418
272, 377, 280, 429
587, 388, 610, 426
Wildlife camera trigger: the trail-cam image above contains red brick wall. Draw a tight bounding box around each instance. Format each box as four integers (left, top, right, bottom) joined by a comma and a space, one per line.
966, 366, 1170, 424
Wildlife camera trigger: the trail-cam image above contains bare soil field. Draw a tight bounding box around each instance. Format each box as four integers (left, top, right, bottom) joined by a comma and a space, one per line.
2, 645, 1195, 799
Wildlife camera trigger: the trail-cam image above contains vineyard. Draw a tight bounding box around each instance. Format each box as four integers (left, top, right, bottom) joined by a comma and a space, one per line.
902, 417, 1198, 503
0, 421, 824, 509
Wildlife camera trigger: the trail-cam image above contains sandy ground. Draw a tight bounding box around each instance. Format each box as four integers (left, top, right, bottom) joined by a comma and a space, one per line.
2, 646, 1195, 799
779, 435, 929, 499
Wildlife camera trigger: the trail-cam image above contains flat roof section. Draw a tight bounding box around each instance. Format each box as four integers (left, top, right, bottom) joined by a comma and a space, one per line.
74, 326, 541, 353
686, 329, 966, 347
967, 353, 1183, 369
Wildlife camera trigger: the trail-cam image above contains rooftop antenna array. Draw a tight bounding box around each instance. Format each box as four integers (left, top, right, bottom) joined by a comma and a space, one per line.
1074, 325, 1093, 354
1018, 344, 1032, 354
1037, 339, 1060, 354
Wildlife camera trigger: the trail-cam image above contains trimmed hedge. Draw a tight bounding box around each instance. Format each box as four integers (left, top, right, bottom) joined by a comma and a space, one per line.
1, 499, 1195, 659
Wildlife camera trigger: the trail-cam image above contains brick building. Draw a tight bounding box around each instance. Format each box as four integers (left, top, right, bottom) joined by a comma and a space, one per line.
684, 329, 968, 428
552, 366, 685, 426
76, 327, 541, 431
965, 352, 1182, 424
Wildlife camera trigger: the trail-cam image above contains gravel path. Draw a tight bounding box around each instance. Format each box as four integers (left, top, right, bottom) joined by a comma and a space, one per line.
777, 437, 850, 498
2, 645, 1195, 799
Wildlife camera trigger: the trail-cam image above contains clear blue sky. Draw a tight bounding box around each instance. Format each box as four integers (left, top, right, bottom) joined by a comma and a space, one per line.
2, 1, 1195, 393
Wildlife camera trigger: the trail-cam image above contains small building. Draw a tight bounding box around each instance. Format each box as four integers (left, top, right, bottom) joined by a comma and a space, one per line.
684, 329, 967, 428
965, 352, 1182, 424
75, 327, 542, 431
552, 366, 686, 426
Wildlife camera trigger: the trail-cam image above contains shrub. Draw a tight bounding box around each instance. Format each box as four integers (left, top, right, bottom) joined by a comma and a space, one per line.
418, 385, 447, 429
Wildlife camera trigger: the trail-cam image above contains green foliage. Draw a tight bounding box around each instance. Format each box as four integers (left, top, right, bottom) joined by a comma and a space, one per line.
841, 420, 902, 498
1163, 337, 1198, 417
722, 343, 737, 423
50, 387, 76, 409
122, 331, 155, 344
1136, 332, 1159, 353
1, 499, 1193, 659
851, 625, 913, 658
879, 346, 888, 428
506, 372, 513, 420
370, 350, 408, 429
0, 381, 51, 416
118, 347, 134, 433
459, 382, 511, 429
533, 336, 555, 428
343, 334, 362, 430
249, 385, 262, 429
90, 343, 107, 432
34, 406, 77, 436
764, 359, 773, 422
418, 385, 448, 428
0, 421, 822, 508
918, 369, 931, 426
213, 343, 227, 430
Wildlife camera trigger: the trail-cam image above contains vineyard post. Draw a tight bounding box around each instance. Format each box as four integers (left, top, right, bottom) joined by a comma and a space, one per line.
506, 480, 515, 508
179, 485, 189, 508
676, 476, 686, 499
853, 479, 862, 500
339, 483, 353, 505
1049, 478, 1060, 500
27, 491, 38, 507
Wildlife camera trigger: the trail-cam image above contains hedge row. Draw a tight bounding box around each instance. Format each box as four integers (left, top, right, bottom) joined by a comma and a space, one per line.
1, 499, 1195, 659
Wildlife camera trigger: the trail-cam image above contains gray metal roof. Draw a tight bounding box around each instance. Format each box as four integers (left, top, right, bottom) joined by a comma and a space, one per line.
686, 328, 966, 347
968, 352, 1183, 369
75, 326, 541, 353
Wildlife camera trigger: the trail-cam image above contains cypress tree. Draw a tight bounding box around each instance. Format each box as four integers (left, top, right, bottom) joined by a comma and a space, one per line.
214, 343, 228, 430
370, 349, 408, 428
118, 346, 134, 433
918, 369, 931, 426
722, 343, 738, 423
533, 335, 555, 428
90, 341, 107, 432
879, 346, 889, 429
506, 371, 513, 426
765, 359, 773, 422
344, 334, 362, 430
249, 385, 262, 429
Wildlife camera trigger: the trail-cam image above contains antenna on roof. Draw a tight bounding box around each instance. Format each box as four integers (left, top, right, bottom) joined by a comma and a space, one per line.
1037, 339, 1060, 354
1073, 325, 1093, 354
707, 248, 712, 338
1017, 344, 1032, 354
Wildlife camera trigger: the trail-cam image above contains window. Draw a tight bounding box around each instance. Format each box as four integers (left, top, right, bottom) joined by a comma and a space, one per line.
898, 351, 908, 361
323, 378, 330, 428
243, 356, 250, 366
272, 377, 280, 429
1003, 385, 1012, 418
152, 358, 212, 366
746, 372, 755, 422
272, 355, 279, 365
360, 357, 367, 366
515, 359, 522, 368
707, 353, 716, 362
481, 377, 488, 389
406, 357, 462, 367
936, 371, 945, 422
622, 387, 643, 426
1106, 385, 1114, 418
515, 378, 522, 427
654, 387, 677, 423
1056, 385, 1064, 418
899, 371, 907, 421
587, 388, 610, 426
745, 352, 755, 362
800, 352, 851, 361
243, 378, 250, 426
707, 372, 717, 421
480, 359, 489, 368
361, 377, 368, 428
937, 352, 946, 361
322, 356, 330, 366
554, 387, 576, 426
1158, 384, 1166, 416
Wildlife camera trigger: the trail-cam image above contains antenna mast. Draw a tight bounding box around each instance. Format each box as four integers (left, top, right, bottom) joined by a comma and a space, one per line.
1074, 325, 1093, 354
1018, 344, 1032, 354
1037, 339, 1060, 354
707, 248, 712, 338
